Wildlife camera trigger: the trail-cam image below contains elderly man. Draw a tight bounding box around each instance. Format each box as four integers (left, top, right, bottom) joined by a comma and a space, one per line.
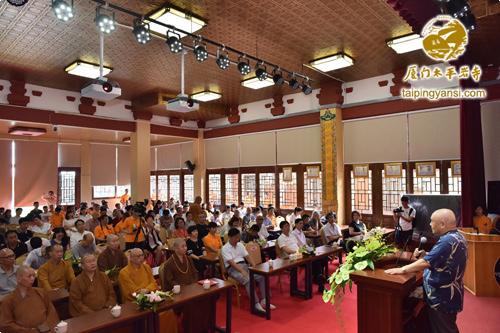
97, 234, 128, 281
84, 211, 100, 233
321, 212, 342, 245
0, 248, 19, 301
70, 219, 93, 248
71, 233, 100, 259
38, 244, 75, 291
69, 254, 116, 317
1, 230, 28, 259
0, 266, 60, 332
386, 209, 467, 333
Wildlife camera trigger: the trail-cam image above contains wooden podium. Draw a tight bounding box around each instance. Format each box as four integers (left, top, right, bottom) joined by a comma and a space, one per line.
350, 253, 425, 333
458, 228, 500, 297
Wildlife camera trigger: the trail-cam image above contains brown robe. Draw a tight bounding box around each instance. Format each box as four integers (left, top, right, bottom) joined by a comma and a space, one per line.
162, 255, 211, 333
0, 287, 60, 333
37, 260, 75, 291
97, 247, 128, 281
69, 271, 117, 317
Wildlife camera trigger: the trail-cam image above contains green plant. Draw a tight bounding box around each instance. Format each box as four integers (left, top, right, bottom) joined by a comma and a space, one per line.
104, 265, 121, 275
298, 245, 316, 258
323, 228, 396, 306
133, 290, 174, 312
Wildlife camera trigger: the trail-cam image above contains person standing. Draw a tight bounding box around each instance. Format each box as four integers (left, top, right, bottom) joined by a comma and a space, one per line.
386, 209, 467, 333
393, 195, 416, 249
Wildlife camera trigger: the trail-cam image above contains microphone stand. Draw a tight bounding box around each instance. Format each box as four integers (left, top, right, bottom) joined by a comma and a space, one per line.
395, 234, 412, 267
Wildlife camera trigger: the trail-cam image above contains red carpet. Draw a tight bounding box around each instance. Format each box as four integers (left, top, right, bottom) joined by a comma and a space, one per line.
210, 258, 500, 333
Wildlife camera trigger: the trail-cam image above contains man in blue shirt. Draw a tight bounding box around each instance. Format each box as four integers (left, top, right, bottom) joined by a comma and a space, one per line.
386, 209, 467, 333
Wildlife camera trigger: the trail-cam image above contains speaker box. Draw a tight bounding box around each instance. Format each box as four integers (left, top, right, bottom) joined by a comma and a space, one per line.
184, 160, 195, 171
488, 181, 500, 214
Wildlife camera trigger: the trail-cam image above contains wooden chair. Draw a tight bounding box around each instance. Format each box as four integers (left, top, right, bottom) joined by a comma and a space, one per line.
118, 233, 126, 251
218, 249, 241, 309
124, 249, 133, 260
33, 233, 50, 239
158, 262, 166, 290
166, 228, 173, 239
245, 241, 262, 265
223, 233, 228, 244
97, 243, 107, 250
167, 238, 179, 249
320, 227, 342, 265
15, 253, 28, 266
6, 224, 18, 231
159, 227, 167, 244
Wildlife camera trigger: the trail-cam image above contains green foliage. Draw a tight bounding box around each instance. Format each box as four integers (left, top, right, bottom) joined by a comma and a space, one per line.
132, 291, 174, 313
298, 245, 316, 258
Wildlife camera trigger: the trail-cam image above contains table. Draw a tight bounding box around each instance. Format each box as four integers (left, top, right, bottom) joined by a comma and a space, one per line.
249, 257, 311, 320
51, 301, 153, 333
49, 289, 70, 320
199, 253, 219, 278
154, 278, 232, 333
260, 240, 275, 252
268, 228, 281, 235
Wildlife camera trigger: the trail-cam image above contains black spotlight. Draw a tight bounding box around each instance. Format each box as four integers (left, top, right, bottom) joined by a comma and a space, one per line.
95, 6, 116, 34
7, 0, 29, 6
459, 11, 476, 31
132, 20, 151, 45
166, 30, 183, 53
237, 56, 251, 75
102, 82, 113, 93
216, 47, 230, 69
52, 0, 74, 22
186, 98, 195, 107
193, 41, 208, 62
272, 68, 285, 86
255, 63, 268, 81
446, 0, 470, 18
302, 79, 312, 95
288, 75, 300, 90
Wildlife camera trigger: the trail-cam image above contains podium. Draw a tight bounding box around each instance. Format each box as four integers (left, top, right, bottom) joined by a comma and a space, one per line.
349, 253, 424, 333
458, 228, 500, 297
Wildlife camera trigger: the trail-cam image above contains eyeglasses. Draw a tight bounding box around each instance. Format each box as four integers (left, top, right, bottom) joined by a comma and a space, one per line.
0, 255, 15, 259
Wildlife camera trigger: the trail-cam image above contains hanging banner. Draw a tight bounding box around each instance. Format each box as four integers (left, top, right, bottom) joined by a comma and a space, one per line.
320, 108, 338, 213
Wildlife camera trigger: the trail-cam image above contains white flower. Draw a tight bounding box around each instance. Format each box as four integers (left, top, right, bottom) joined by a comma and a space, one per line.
352, 246, 358, 250
132, 292, 137, 297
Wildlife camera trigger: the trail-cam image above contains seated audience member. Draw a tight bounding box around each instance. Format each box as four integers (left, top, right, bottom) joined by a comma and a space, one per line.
210, 210, 221, 226
15, 218, 33, 243
70, 219, 93, 248
0, 266, 59, 332
25, 235, 51, 252
238, 201, 246, 216
49, 206, 65, 229
1, 230, 28, 259
220, 205, 233, 225
69, 254, 116, 317
473, 205, 492, 234
197, 212, 210, 239
111, 208, 123, 227
301, 214, 313, 232
71, 234, 100, 259
31, 215, 51, 235
40, 206, 52, 222
310, 210, 323, 230
292, 218, 307, 247
289, 206, 303, 224
25, 238, 50, 269
186, 226, 207, 279
161, 238, 210, 332
240, 224, 260, 243
27, 201, 43, 220
349, 210, 366, 241
62, 210, 78, 232
51, 227, 70, 253
84, 211, 100, 233
278, 221, 299, 258
93, 215, 115, 243
242, 207, 253, 228
37, 244, 75, 291
222, 228, 276, 311
267, 207, 278, 228
97, 234, 128, 281
78, 207, 92, 224
159, 209, 173, 229
261, 207, 274, 230
173, 217, 189, 239
321, 212, 342, 245
144, 215, 164, 265
185, 212, 196, 228
9, 208, 22, 225
0, 248, 19, 301
203, 222, 223, 255
255, 215, 269, 241
122, 205, 146, 251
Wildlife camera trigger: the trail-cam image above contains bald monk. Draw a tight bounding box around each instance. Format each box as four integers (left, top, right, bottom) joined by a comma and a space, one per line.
0, 266, 60, 332
37, 244, 75, 290
69, 254, 116, 317
97, 234, 128, 281
386, 209, 467, 333
118, 248, 177, 332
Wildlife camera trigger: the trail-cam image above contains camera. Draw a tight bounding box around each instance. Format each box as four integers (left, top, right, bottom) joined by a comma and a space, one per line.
393, 207, 404, 214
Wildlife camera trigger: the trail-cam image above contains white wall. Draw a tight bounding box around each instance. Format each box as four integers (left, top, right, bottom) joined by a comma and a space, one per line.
481, 101, 500, 187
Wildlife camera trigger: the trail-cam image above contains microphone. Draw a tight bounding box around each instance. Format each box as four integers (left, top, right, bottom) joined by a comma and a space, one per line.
410, 235, 427, 261
395, 234, 412, 267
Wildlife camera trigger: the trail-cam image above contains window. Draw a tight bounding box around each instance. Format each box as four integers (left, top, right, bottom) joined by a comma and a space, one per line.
382, 169, 407, 215
351, 170, 372, 214
150, 176, 157, 201
225, 174, 238, 206
448, 168, 461, 195
208, 174, 221, 206
304, 171, 321, 210
158, 175, 168, 201
93, 186, 115, 198
259, 173, 276, 207
169, 175, 180, 202
241, 173, 256, 207
184, 174, 194, 203
413, 168, 440, 194
59, 171, 76, 206
279, 172, 297, 209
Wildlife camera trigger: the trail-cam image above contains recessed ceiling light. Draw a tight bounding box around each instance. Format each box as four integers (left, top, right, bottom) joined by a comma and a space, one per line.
65, 60, 113, 79
147, 7, 205, 38
191, 91, 222, 102
310, 53, 354, 72
387, 33, 423, 54
241, 77, 274, 89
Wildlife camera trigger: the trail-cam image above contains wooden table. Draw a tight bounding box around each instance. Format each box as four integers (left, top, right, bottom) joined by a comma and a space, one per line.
268, 228, 281, 235
49, 289, 70, 320
51, 301, 154, 333
249, 256, 311, 320
154, 278, 232, 333
199, 253, 219, 278
260, 240, 275, 252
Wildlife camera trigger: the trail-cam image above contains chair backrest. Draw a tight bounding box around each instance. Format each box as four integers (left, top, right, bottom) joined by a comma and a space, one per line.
118, 233, 126, 251
124, 249, 132, 260
33, 233, 49, 239
97, 243, 107, 250
285, 214, 291, 222
158, 262, 166, 290
167, 238, 178, 249
15, 253, 28, 266
245, 241, 262, 265
320, 228, 327, 245
158, 227, 167, 244
218, 249, 228, 280
166, 228, 173, 239
275, 239, 285, 258
6, 224, 18, 231
223, 233, 228, 244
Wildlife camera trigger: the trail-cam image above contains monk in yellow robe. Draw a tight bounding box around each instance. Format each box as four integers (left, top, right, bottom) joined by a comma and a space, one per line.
69, 254, 116, 317
118, 248, 177, 332
37, 244, 75, 290
1, 266, 60, 332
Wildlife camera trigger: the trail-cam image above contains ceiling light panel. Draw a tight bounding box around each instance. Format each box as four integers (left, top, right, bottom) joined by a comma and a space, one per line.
310, 53, 354, 72
148, 8, 205, 38
65, 61, 112, 78
191, 91, 222, 102
387, 33, 423, 54
241, 77, 274, 89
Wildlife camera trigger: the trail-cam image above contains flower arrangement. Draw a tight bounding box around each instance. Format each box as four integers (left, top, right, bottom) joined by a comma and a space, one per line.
257, 238, 267, 247
132, 290, 174, 312
298, 245, 316, 258
323, 228, 396, 306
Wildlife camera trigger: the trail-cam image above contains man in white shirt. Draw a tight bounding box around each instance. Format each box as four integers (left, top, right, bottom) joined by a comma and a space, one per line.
277, 221, 299, 258
291, 218, 307, 247
221, 228, 275, 311
255, 216, 269, 240
237, 202, 246, 217
31, 216, 51, 235
322, 212, 342, 245
70, 219, 93, 248
40, 206, 52, 223
393, 196, 416, 250
220, 206, 233, 225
